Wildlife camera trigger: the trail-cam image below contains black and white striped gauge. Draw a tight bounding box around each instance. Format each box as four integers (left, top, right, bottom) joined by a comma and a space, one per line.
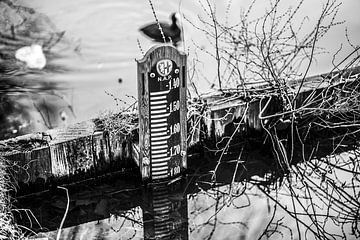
149, 59, 182, 180
137, 45, 187, 181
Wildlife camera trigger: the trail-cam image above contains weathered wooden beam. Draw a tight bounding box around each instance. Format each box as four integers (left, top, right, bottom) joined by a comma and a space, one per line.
0, 118, 138, 195
190, 66, 360, 143
15, 117, 360, 234
1, 66, 359, 195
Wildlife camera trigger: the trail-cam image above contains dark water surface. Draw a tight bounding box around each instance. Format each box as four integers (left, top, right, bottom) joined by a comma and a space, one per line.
14, 130, 360, 239
15, 149, 282, 240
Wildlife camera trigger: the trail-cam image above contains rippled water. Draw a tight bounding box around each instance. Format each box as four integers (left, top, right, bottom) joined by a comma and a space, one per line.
17, 0, 194, 123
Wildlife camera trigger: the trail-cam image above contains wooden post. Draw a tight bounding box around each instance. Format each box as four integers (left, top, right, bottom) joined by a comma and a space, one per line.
137, 45, 187, 181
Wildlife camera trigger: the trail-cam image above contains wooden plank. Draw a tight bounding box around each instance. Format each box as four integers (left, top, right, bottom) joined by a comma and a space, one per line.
1, 66, 359, 194
0, 118, 138, 194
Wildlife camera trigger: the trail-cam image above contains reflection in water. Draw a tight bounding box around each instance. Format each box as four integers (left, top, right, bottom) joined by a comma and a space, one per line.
17, 177, 189, 240
14, 127, 360, 239
0, 77, 74, 139
0, 0, 77, 140
143, 181, 188, 240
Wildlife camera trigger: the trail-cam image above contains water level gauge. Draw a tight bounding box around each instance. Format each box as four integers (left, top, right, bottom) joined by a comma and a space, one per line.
137, 45, 187, 181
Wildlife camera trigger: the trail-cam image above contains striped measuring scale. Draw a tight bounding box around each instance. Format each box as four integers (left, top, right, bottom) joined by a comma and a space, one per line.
149, 59, 182, 180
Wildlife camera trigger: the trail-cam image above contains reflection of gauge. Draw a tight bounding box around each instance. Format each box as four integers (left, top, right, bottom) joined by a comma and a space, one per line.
143, 181, 189, 239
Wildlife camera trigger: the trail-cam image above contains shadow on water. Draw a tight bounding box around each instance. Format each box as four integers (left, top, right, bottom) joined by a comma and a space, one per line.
0, 0, 77, 140
13, 125, 360, 239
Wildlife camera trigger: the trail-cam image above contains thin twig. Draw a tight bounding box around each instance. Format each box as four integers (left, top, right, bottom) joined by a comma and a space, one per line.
56, 186, 70, 240
147, 0, 166, 43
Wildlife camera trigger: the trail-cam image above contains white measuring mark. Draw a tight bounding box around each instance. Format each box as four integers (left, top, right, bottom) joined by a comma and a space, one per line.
150, 95, 167, 101
151, 127, 167, 133
150, 90, 170, 96
151, 131, 168, 137
151, 104, 167, 110
151, 140, 168, 146
152, 153, 168, 158
152, 165, 168, 171
150, 100, 167, 105
151, 113, 170, 119
151, 157, 170, 162
151, 118, 167, 123
151, 161, 168, 167
152, 149, 168, 154
151, 135, 169, 141
151, 109, 167, 114
151, 145, 168, 150
151, 123, 168, 128
152, 170, 168, 176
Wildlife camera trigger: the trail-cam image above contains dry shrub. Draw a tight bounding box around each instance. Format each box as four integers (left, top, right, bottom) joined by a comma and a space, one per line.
0, 156, 24, 240
185, 0, 360, 239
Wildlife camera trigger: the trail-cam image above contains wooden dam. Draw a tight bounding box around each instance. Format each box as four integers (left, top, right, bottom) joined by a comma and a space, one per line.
1, 45, 360, 237
0, 44, 359, 193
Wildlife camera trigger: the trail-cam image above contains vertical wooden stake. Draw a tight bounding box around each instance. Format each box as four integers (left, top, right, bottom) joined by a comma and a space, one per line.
137, 45, 187, 181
